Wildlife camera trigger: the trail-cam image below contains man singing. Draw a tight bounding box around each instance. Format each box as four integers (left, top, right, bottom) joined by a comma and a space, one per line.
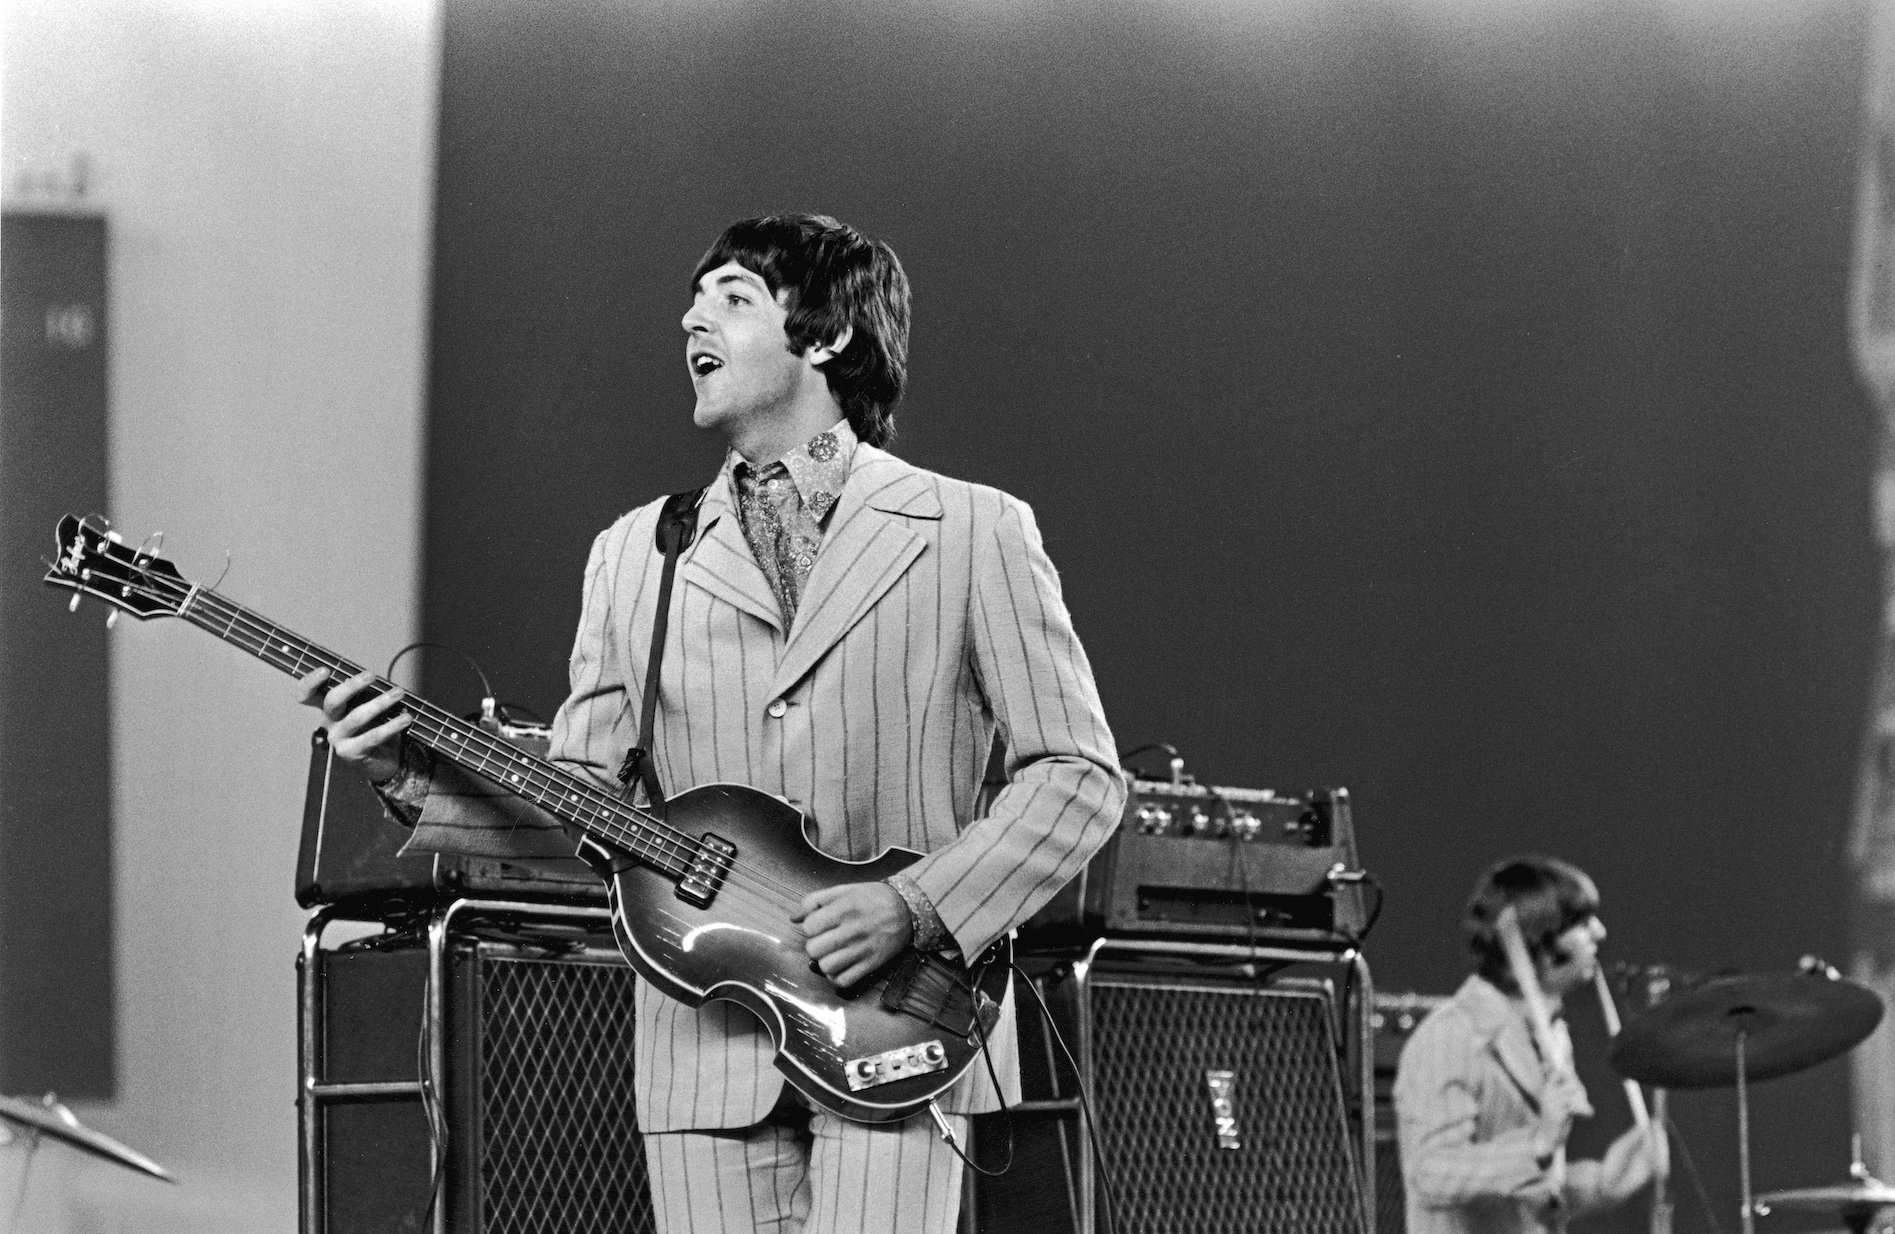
303, 213, 1126, 1233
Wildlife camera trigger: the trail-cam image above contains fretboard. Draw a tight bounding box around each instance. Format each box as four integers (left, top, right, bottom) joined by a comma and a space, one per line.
175, 583, 687, 879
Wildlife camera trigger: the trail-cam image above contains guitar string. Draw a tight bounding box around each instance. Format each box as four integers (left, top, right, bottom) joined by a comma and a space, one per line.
212, 589, 820, 909
102, 561, 822, 911
73, 539, 698, 867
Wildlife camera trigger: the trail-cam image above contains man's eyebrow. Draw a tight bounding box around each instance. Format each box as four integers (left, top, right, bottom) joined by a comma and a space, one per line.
697, 270, 768, 295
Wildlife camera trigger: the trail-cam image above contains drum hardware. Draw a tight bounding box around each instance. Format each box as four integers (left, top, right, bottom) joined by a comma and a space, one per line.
1611, 967, 1885, 1234
1752, 1133, 1895, 1234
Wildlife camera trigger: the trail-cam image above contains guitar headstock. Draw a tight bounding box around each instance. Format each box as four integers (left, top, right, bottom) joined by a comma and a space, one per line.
43, 514, 189, 620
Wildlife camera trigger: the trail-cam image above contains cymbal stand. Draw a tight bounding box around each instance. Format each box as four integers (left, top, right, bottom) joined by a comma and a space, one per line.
1651, 1088, 1674, 1234
1846, 1132, 1881, 1234
1736, 1024, 1754, 1234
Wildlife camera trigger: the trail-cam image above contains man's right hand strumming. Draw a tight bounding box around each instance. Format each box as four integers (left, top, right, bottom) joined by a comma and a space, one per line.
297, 667, 410, 784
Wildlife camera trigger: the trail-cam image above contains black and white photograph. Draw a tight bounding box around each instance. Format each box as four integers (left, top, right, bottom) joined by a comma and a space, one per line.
2, 3, 1891, 1232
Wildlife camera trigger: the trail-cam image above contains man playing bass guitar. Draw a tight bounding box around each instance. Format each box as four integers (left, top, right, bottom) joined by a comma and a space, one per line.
302, 213, 1127, 1234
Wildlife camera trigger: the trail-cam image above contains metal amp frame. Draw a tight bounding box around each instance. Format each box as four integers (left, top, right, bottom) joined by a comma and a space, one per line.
297, 897, 643, 1234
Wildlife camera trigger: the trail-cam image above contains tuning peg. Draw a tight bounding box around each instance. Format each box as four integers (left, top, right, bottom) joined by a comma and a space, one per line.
69, 594, 81, 613
106, 610, 118, 630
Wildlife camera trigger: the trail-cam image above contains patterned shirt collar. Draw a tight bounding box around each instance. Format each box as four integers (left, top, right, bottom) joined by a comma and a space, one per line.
722, 420, 857, 524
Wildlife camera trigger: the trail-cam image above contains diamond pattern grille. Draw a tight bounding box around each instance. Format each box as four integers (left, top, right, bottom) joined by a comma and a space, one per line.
477, 955, 654, 1234
1090, 978, 1367, 1234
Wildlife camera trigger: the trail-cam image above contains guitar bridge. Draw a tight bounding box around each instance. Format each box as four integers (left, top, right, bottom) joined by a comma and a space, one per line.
675, 833, 736, 907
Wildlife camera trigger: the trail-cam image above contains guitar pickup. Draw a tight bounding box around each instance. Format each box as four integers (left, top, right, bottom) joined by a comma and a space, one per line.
844, 1040, 948, 1091
675, 834, 736, 907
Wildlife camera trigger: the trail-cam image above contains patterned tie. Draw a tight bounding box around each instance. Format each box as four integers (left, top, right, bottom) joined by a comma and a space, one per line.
737, 461, 821, 624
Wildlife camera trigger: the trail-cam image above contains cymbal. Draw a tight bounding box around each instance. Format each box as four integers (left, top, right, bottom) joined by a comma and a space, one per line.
1754, 1179, 1895, 1213
0, 1094, 175, 1182
1608, 971, 1883, 1089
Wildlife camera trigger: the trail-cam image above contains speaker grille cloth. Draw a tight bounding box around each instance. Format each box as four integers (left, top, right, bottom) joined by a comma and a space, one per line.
1091, 979, 1366, 1233
477, 955, 654, 1234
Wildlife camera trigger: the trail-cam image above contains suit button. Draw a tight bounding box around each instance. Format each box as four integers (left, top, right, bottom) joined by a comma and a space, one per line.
767, 699, 788, 718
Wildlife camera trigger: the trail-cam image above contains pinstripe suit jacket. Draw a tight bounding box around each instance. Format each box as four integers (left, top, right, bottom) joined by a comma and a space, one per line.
405, 443, 1126, 1130
1394, 976, 1614, 1234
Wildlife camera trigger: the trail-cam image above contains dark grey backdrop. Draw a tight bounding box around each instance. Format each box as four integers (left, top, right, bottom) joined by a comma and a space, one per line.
1, 213, 114, 1098
420, 3, 1878, 1227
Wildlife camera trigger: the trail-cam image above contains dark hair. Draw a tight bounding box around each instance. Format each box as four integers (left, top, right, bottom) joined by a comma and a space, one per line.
1463, 855, 1600, 993
692, 213, 910, 448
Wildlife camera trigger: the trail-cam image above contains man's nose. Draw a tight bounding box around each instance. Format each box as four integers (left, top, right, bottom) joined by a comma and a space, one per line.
682, 302, 710, 333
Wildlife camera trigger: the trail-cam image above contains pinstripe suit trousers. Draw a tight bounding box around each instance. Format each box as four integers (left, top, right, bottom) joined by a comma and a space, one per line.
643, 1095, 969, 1234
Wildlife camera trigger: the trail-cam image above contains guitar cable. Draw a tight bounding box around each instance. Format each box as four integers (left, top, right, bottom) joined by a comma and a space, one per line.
1003, 957, 1126, 1234
919, 962, 1014, 1178
915, 956, 1126, 1234
385, 640, 497, 725
416, 936, 450, 1231
1117, 741, 1187, 785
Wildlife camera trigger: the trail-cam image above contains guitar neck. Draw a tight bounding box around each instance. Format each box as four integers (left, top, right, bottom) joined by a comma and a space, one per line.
176, 584, 685, 878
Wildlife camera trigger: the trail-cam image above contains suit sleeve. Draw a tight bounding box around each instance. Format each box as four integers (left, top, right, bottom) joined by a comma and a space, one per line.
398, 522, 641, 860
546, 520, 647, 793
899, 493, 1126, 959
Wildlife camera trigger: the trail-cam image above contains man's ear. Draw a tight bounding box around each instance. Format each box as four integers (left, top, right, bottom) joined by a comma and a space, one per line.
806, 324, 854, 367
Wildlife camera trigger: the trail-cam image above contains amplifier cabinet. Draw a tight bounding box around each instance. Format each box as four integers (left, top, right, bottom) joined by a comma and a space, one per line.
298, 900, 655, 1234
1367, 992, 1450, 1234
968, 940, 1375, 1234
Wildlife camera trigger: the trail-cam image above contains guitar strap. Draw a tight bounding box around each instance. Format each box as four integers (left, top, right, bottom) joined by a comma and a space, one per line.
616, 485, 707, 810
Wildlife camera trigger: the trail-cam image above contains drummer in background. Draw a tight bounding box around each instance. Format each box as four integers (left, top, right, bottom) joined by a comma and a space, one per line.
1395, 855, 1662, 1234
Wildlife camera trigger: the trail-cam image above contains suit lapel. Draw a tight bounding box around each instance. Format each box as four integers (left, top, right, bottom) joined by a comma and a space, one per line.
1490, 1017, 1550, 1111
679, 471, 784, 635
1459, 976, 1551, 1111
770, 447, 941, 698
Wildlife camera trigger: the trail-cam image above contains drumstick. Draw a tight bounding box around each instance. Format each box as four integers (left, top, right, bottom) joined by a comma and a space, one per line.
1495, 906, 1571, 1201
1593, 969, 1653, 1130
1595, 968, 1672, 1191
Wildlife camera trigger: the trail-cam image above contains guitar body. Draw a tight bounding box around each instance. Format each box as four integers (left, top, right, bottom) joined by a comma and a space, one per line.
583, 782, 1010, 1124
